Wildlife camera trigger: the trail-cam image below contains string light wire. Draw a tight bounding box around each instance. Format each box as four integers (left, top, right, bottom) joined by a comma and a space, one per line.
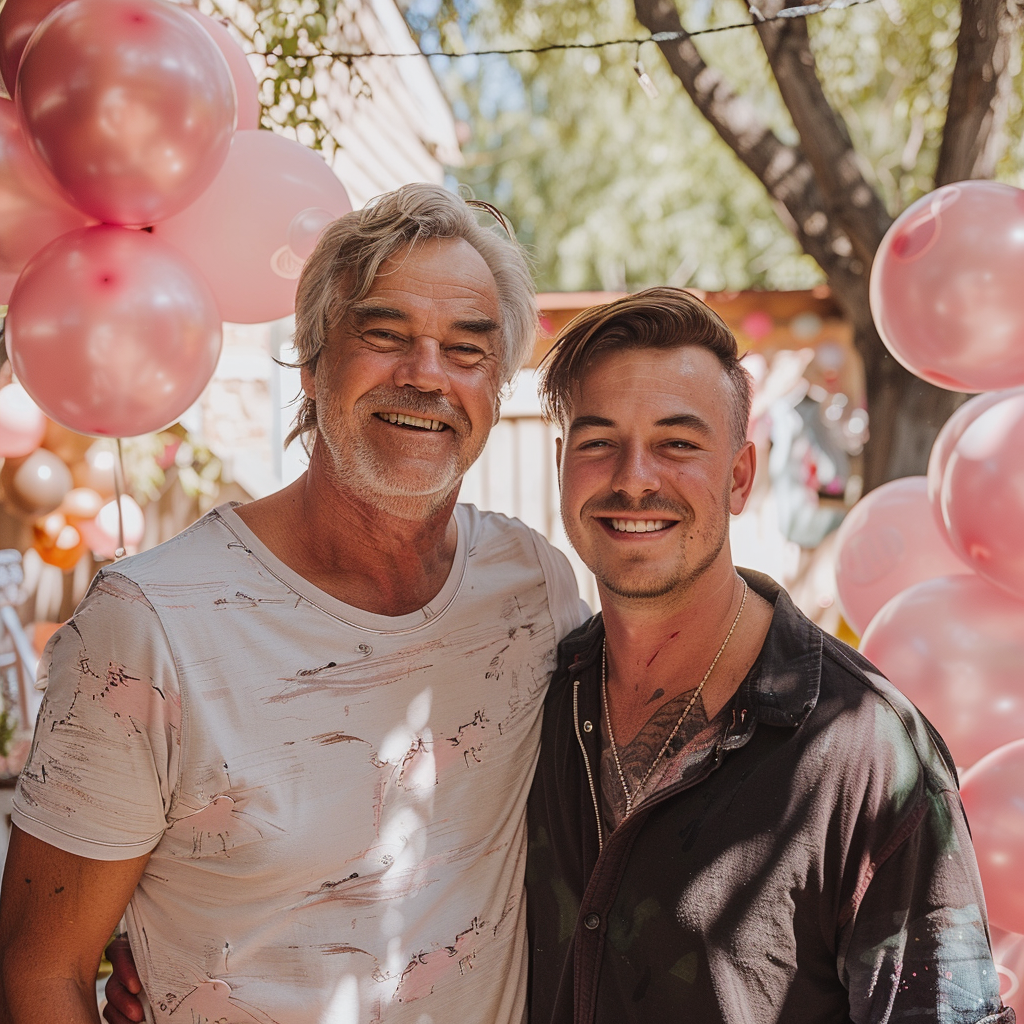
255, 0, 878, 64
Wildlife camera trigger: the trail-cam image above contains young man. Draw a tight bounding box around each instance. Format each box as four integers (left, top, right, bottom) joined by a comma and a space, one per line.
0, 185, 585, 1024
526, 288, 1012, 1024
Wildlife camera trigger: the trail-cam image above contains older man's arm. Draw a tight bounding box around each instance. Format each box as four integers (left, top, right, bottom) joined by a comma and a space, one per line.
0, 826, 149, 1024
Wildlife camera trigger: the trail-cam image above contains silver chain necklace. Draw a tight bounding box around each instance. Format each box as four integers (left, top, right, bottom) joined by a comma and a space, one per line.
602, 578, 748, 816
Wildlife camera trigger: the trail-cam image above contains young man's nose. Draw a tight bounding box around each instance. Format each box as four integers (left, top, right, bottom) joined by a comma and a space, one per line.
610, 442, 661, 497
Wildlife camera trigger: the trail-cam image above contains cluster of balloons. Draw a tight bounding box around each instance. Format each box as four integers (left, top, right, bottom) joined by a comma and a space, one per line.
0, 381, 145, 565
833, 179, 1024, 938
0, 0, 351, 439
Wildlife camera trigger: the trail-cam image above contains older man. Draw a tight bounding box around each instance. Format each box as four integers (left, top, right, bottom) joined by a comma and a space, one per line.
526, 288, 1012, 1024
0, 185, 584, 1023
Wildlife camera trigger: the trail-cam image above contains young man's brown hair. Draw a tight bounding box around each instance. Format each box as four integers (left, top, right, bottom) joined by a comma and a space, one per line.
538, 286, 753, 451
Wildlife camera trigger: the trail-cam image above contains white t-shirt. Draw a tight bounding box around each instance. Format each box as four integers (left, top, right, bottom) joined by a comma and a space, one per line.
13, 503, 584, 1024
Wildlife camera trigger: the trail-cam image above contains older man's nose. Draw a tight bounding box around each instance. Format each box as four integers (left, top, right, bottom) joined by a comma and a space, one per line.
394, 337, 451, 394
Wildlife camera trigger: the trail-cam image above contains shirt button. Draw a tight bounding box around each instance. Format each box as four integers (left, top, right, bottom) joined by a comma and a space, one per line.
584, 912, 600, 930
583, 720, 593, 733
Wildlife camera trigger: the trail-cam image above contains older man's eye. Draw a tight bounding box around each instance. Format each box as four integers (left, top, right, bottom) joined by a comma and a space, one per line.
448, 345, 487, 363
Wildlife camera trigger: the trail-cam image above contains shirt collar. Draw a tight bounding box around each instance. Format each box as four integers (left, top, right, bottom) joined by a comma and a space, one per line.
557, 568, 822, 731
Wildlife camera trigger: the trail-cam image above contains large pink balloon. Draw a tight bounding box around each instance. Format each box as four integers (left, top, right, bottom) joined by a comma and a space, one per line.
960, 741, 1024, 934
834, 476, 968, 635
0, 97, 90, 273
0, 0, 62, 94
860, 574, 1024, 768
153, 130, 352, 323
16, 0, 237, 226
181, 8, 260, 132
6, 225, 222, 437
941, 393, 1024, 600
869, 181, 1024, 391
926, 388, 1024, 533
992, 927, 1024, 1020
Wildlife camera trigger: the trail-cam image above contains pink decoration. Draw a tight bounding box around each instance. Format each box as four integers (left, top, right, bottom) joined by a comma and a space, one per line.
78, 494, 144, 558
287, 207, 336, 260
16, 0, 236, 226
181, 7, 260, 132
834, 476, 967, 636
0, 0, 62, 94
152, 130, 352, 323
960, 740, 1024, 934
6, 225, 222, 437
0, 382, 45, 457
992, 927, 1024, 1021
860, 574, 1024, 769
926, 389, 1024, 532
870, 181, 1024, 391
740, 310, 773, 341
0, 97, 90, 275
941, 393, 1024, 600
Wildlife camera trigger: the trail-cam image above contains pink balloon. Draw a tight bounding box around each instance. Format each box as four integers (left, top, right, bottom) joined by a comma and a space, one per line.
0, 97, 90, 274
926, 388, 1024, 533
16, 0, 236, 226
0, 382, 45, 457
0, 0, 62, 94
287, 206, 336, 260
834, 476, 967, 636
869, 181, 1024, 391
960, 741, 1024, 934
5, 224, 222, 437
992, 927, 1024, 1020
153, 130, 352, 323
181, 8, 260, 132
860, 574, 1024, 768
941, 393, 1024, 599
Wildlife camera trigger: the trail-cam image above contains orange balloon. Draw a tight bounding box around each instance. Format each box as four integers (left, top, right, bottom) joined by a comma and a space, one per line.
32, 512, 86, 570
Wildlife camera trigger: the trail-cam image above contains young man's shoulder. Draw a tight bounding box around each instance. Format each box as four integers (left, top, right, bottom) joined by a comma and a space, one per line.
814, 629, 960, 794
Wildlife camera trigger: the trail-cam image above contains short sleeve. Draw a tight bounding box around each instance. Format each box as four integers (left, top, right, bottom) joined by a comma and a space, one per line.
529, 532, 588, 643
12, 571, 182, 861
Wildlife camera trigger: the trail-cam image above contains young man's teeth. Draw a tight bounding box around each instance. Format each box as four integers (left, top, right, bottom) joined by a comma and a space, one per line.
610, 519, 670, 533
381, 412, 445, 431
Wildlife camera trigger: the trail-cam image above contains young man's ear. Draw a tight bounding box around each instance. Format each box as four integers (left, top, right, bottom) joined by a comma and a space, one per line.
729, 440, 757, 515
554, 435, 563, 490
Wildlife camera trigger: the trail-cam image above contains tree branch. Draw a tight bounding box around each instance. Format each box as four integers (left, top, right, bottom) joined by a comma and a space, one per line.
935, 0, 1021, 184
754, 0, 892, 267
632, 0, 865, 307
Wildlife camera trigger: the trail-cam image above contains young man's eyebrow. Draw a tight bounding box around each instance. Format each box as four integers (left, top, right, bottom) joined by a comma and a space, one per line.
567, 415, 616, 435
654, 413, 713, 435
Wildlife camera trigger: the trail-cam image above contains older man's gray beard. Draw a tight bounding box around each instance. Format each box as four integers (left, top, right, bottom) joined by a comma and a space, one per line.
315, 386, 487, 518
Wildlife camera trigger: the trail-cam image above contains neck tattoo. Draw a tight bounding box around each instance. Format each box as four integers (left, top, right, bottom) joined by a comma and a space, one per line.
602, 578, 748, 817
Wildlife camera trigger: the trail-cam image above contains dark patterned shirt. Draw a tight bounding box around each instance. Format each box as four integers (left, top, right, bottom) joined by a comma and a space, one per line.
527, 569, 1013, 1024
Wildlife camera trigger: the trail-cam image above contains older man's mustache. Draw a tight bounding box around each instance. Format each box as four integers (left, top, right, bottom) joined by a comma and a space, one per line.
358, 385, 474, 432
